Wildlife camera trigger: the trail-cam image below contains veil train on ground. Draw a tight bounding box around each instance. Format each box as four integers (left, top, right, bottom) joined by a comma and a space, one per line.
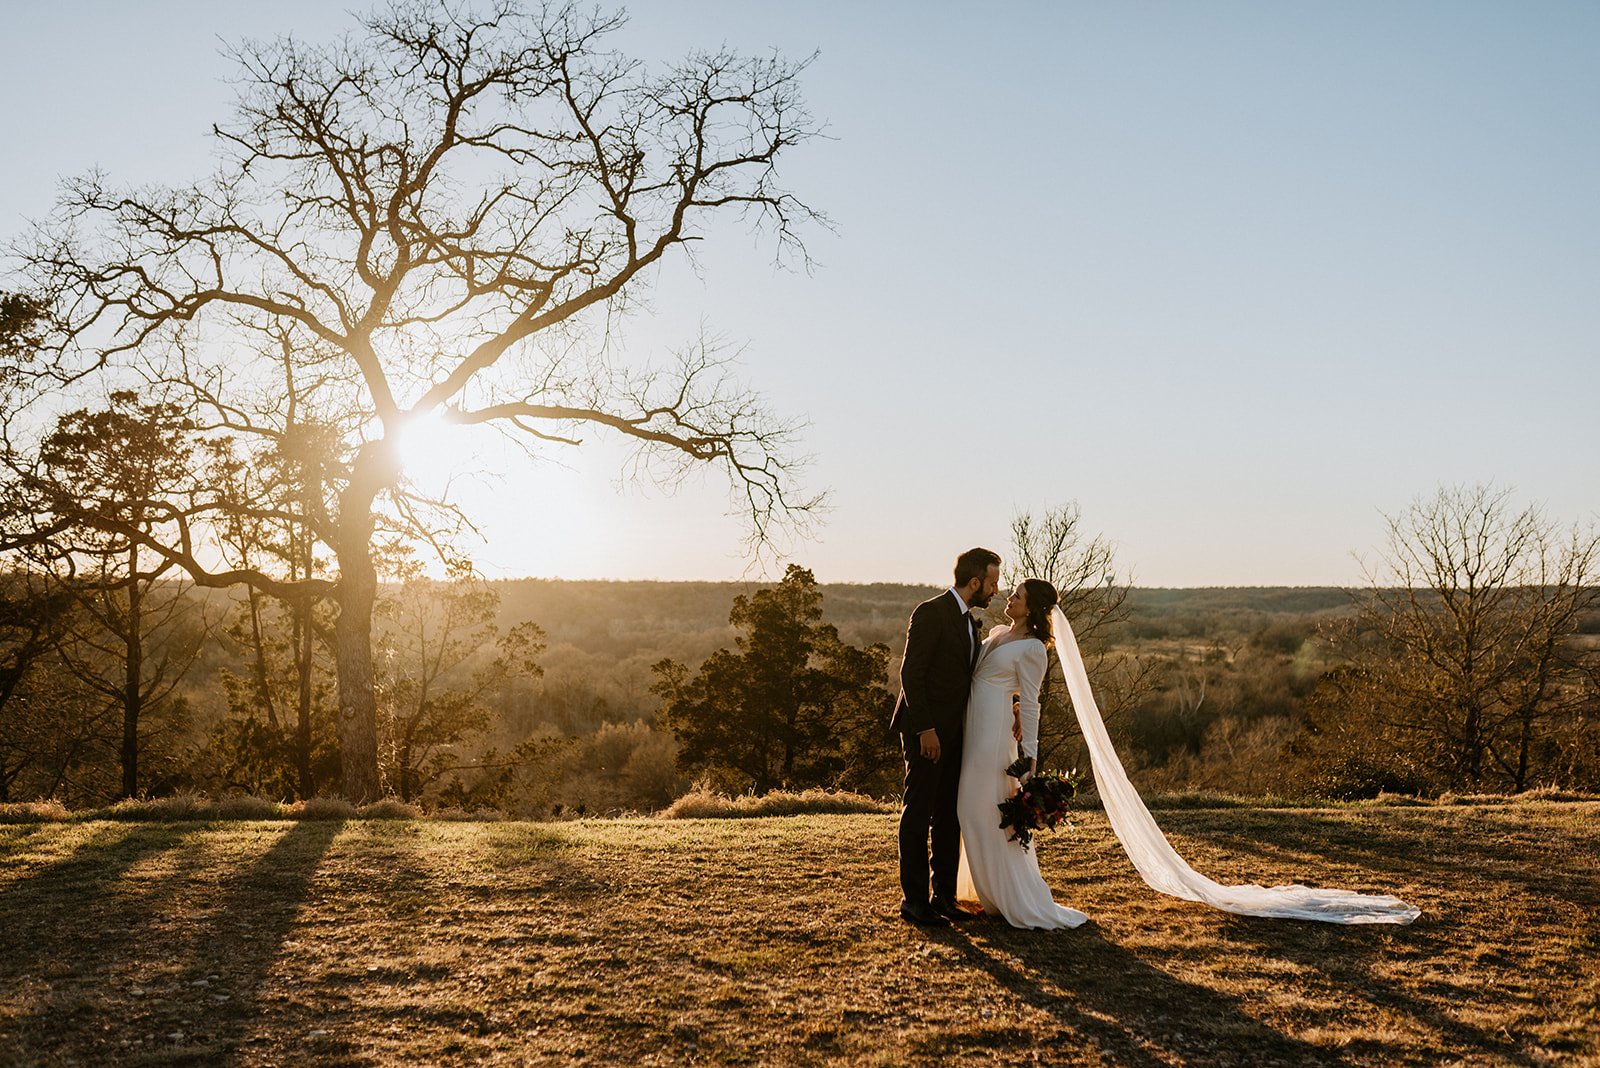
1049, 606, 1421, 925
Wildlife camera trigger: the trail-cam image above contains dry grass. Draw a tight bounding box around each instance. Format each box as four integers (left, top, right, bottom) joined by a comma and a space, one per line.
0, 799, 70, 822
1, 804, 1596, 1066
0, 794, 437, 824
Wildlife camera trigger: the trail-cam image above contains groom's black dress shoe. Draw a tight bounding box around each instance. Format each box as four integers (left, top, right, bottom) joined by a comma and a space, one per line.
930, 896, 969, 922
899, 898, 949, 926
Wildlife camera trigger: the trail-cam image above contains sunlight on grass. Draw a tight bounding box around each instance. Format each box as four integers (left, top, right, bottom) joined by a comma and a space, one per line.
1, 806, 1596, 1065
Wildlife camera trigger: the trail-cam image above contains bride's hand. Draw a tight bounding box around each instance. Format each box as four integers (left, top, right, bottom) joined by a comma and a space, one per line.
1011, 712, 1022, 743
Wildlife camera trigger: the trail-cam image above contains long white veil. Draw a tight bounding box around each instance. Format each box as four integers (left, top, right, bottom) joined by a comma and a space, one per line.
1049, 607, 1420, 925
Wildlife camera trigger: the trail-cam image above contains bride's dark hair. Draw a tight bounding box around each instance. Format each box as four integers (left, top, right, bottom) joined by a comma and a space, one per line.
1020, 578, 1059, 643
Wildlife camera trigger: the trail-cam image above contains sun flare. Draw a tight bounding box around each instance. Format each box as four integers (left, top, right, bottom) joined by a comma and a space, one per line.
393, 410, 476, 491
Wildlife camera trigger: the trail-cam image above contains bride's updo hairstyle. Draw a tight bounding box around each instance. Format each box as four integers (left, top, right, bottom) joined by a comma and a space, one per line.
1021, 578, 1059, 643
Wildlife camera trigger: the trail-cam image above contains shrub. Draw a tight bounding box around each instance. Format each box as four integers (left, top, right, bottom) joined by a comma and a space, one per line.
1516, 785, 1600, 803
87, 792, 291, 821
0, 799, 71, 823
432, 806, 504, 822
1370, 791, 1430, 807
1306, 755, 1426, 801
93, 793, 209, 821
358, 798, 423, 820
659, 787, 893, 819
214, 795, 286, 820
288, 797, 358, 820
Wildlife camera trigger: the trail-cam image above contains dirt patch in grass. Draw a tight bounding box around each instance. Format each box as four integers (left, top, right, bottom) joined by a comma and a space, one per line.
2, 805, 1596, 1065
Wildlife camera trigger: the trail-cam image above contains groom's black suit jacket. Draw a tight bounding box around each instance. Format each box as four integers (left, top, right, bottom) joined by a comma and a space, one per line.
890, 591, 979, 741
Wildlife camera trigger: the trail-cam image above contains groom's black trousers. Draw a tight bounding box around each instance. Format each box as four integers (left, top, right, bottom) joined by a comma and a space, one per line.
898, 728, 964, 904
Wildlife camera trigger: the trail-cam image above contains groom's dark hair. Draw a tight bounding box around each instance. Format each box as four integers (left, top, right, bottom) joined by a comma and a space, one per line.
954, 547, 1001, 588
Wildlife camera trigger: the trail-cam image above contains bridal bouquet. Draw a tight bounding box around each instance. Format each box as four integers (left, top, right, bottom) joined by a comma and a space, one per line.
998, 756, 1081, 851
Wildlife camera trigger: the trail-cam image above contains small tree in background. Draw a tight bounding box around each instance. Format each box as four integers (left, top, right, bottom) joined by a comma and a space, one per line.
1298, 483, 1600, 795
0, 297, 116, 802
1009, 504, 1155, 774
376, 570, 546, 803
653, 565, 895, 794
16, 394, 212, 798
0, 566, 91, 801
202, 421, 344, 799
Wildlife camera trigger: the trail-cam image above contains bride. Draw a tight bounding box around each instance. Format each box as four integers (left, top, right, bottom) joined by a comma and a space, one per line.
957, 578, 1420, 929
956, 578, 1088, 928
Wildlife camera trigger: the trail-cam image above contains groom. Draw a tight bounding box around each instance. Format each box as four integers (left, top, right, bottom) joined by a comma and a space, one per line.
891, 546, 1001, 925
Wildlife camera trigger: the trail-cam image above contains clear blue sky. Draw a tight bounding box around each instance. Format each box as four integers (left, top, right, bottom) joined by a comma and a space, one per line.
3, 2, 1596, 585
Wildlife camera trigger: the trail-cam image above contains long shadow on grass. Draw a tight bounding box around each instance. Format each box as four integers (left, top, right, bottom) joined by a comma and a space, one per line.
3, 820, 344, 1065
1186, 809, 1599, 908
0, 821, 203, 980
940, 920, 1353, 1068
0, 824, 62, 875
1216, 915, 1540, 1066
1089, 809, 1580, 1065
174, 819, 346, 1062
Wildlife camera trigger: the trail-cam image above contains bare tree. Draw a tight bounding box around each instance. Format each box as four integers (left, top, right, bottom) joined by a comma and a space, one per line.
375, 567, 544, 802
200, 388, 346, 798
1312, 484, 1599, 792
1008, 504, 1155, 773
8, 2, 824, 799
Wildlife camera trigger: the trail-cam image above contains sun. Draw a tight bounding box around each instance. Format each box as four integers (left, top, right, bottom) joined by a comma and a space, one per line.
393, 409, 476, 492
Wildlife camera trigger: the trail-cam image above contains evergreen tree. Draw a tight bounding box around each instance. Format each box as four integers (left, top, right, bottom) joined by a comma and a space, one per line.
653, 565, 895, 793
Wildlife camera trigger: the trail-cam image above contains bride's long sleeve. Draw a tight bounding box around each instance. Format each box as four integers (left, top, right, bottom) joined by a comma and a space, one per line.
1017, 640, 1047, 758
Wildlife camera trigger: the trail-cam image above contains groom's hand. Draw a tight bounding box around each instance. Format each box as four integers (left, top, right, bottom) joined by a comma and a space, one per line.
918, 729, 941, 762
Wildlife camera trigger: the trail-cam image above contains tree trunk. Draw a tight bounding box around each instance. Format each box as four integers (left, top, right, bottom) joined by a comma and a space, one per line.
782, 715, 796, 781
289, 512, 318, 799
295, 597, 315, 798
333, 466, 385, 802
398, 736, 413, 803
1515, 708, 1533, 792
246, 585, 278, 728
1461, 695, 1482, 785
121, 550, 142, 799
0, 663, 30, 803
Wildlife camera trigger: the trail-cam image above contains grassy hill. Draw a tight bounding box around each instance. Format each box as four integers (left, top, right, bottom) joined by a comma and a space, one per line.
3, 803, 1597, 1065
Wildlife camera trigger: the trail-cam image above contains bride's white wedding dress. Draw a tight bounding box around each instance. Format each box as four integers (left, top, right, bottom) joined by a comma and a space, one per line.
957, 610, 1421, 928
956, 632, 1088, 929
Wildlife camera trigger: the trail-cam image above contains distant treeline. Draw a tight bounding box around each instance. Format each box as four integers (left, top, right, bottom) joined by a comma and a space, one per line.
482, 580, 1361, 656
7, 565, 1599, 812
